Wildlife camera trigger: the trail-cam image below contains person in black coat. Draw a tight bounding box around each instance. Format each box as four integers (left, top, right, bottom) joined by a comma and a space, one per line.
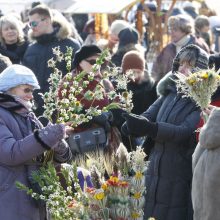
111, 27, 145, 67
121, 44, 209, 220
0, 15, 29, 64
117, 50, 157, 151
121, 50, 157, 115
22, 5, 80, 123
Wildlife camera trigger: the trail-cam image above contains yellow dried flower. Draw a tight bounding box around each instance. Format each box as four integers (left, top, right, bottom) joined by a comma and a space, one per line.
101, 183, 108, 191
133, 192, 141, 199
94, 191, 105, 200
187, 78, 196, 85
109, 176, 119, 183
201, 72, 209, 79
135, 171, 143, 179
131, 212, 141, 218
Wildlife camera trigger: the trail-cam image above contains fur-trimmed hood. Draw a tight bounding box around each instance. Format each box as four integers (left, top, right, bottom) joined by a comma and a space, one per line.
156, 71, 176, 96
199, 107, 220, 149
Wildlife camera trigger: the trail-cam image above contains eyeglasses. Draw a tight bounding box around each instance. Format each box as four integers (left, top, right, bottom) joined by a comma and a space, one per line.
85, 59, 96, 65
23, 88, 34, 93
29, 18, 46, 28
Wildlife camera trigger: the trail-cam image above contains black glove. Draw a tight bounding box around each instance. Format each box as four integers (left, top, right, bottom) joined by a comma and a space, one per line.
91, 112, 113, 132
121, 113, 158, 137
209, 54, 220, 71
110, 108, 127, 127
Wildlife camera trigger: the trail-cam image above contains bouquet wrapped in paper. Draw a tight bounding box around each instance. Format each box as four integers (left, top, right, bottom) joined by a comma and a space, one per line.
175, 69, 220, 121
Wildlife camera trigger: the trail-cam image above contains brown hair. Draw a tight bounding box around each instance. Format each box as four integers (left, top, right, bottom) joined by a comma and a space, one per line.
29, 4, 52, 19
195, 15, 210, 32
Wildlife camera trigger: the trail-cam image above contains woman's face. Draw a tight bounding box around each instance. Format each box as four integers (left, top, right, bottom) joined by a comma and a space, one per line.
178, 61, 194, 76
1, 22, 18, 44
79, 55, 99, 73
8, 84, 34, 101
169, 27, 187, 43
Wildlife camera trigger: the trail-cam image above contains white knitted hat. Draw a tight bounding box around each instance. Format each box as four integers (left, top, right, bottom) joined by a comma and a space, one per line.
110, 20, 130, 36
0, 64, 40, 92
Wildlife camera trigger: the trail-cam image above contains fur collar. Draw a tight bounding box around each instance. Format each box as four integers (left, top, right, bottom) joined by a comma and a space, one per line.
156, 71, 176, 96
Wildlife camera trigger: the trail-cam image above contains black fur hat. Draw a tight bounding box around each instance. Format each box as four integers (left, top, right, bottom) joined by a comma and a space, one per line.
172, 44, 208, 73
72, 45, 102, 68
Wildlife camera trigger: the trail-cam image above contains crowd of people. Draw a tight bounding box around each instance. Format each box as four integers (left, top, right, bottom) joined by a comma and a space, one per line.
0, 1, 220, 220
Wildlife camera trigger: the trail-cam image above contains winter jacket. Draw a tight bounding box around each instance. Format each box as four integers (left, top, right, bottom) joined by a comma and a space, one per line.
151, 34, 210, 83
192, 108, 220, 220
0, 39, 29, 64
142, 73, 200, 220
128, 75, 157, 115
23, 22, 80, 119
0, 93, 71, 220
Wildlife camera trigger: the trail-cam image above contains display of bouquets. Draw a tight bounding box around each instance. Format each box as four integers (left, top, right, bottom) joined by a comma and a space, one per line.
86, 187, 109, 220
174, 68, 220, 122
106, 176, 130, 220
129, 147, 147, 220
16, 162, 89, 220
77, 144, 148, 220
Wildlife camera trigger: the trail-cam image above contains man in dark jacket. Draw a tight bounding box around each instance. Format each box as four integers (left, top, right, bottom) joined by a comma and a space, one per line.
23, 4, 80, 122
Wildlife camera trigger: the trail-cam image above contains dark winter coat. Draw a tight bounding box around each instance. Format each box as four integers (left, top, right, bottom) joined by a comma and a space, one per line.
0, 93, 71, 220
151, 34, 210, 83
192, 108, 220, 220
142, 73, 200, 220
111, 44, 139, 67
0, 39, 29, 64
23, 22, 80, 118
128, 75, 157, 115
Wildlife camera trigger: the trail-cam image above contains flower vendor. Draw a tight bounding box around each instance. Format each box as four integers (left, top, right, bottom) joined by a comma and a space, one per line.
58, 45, 121, 155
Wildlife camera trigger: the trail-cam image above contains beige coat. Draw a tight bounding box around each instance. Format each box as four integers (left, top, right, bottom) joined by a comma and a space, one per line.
192, 108, 220, 220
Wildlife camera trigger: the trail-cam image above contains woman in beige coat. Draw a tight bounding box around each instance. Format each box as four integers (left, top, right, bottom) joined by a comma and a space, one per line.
192, 107, 220, 220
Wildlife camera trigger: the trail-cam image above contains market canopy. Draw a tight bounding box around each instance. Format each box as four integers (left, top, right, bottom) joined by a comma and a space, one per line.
64, 0, 140, 14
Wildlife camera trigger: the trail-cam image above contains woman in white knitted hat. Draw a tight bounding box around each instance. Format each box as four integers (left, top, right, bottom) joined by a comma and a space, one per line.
0, 64, 72, 220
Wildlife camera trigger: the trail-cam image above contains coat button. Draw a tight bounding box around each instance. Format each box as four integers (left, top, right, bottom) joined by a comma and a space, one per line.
44, 131, 48, 135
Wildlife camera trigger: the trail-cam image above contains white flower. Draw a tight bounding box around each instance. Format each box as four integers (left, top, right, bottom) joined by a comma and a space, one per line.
40, 195, 46, 200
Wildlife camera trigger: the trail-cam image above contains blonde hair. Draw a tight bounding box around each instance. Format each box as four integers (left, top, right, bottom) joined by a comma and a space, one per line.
168, 14, 193, 34
0, 15, 25, 47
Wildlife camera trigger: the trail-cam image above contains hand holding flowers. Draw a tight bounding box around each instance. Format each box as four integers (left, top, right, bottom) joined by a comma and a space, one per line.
175, 69, 220, 122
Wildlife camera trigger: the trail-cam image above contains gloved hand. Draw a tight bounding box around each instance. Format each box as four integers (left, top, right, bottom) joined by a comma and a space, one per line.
91, 112, 113, 132
209, 53, 220, 71
110, 108, 127, 127
121, 113, 158, 137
